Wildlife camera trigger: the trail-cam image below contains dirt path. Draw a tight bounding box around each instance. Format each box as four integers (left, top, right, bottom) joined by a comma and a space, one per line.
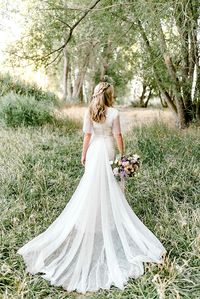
58, 106, 175, 133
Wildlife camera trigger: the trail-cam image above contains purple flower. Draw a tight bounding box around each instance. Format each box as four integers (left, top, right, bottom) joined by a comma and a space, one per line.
120, 170, 127, 177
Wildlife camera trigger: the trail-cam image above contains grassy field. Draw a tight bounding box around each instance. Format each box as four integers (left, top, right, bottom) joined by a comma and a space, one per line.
1, 107, 200, 299
57, 106, 175, 133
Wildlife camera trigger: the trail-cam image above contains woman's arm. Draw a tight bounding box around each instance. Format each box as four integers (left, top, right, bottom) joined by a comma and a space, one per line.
81, 133, 92, 166
82, 109, 93, 166
115, 133, 125, 156
112, 110, 124, 156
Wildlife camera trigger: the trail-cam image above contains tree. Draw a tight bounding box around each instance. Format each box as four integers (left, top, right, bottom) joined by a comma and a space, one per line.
4, 0, 200, 127
126, 0, 200, 127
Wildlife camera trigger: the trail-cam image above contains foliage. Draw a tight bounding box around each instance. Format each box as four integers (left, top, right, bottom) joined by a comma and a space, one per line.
3, 0, 200, 126
0, 92, 55, 127
0, 120, 199, 298
0, 73, 58, 104
0, 91, 82, 131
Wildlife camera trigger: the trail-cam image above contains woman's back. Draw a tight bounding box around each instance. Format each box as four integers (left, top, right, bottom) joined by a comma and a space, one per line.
83, 106, 121, 137
83, 106, 121, 161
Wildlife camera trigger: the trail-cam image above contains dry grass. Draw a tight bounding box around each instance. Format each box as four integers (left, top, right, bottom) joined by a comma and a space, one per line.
56, 106, 175, 133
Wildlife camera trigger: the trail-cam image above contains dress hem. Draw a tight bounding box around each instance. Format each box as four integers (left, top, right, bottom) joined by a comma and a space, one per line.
17, 248, 166, 294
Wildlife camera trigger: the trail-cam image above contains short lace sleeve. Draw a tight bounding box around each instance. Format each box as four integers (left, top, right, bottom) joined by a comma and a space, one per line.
82, 109, 93, 134
112, 109, 121, 135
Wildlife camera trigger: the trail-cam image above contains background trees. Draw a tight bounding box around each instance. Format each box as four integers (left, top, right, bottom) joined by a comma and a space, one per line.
2, 0, 200, 128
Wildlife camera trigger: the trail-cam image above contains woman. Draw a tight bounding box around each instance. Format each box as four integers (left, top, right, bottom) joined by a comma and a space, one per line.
17, 82, 166, 294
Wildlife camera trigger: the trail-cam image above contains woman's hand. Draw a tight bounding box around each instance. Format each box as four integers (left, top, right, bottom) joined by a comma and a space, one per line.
81, 133, 91, 166
81, 154, 86, 166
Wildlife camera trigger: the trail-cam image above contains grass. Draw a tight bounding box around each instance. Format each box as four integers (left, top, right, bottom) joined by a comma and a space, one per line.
0, 73, 58, 104
57, 106, 175, 131
0, 114, 200, 298
0, 92, 56, 128
0, 92, 81, 130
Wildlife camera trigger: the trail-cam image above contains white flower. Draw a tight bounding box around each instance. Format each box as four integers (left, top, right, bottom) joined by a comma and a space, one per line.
132, 154, 140, 163
109, 160, 113, 165
133, 154, 140, 160
113, 167, 119, 176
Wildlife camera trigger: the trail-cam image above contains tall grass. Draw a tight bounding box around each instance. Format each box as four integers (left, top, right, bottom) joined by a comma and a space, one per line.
0, 73, 58, 104
0, 92, 81, 130
0, 119, 199, 299
0, 92, 55, 127
0, 74, 65, 128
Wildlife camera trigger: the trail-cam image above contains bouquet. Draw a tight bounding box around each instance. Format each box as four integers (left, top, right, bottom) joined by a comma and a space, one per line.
110, 154, 140, 181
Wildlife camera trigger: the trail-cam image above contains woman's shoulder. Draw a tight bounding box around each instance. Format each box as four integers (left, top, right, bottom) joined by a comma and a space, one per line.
84, 107, 90, 117
107, 106, 119, 117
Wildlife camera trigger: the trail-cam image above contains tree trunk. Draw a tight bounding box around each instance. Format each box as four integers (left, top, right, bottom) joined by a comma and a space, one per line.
139, 85, 151, 108
144, 89, 151, 107
62, 46, 69, 101
159, 92, 168, 108
175, 1, 196, 123
72, 46, 92, 102
137, 19, 178, 118
68, 62, 73, 100
165, 56, 187, 128
194, 65, 200, 120
139, 84, 147, 107
158, 23, 187, 128
160, 89, 177, 115
196, 102, 200, 121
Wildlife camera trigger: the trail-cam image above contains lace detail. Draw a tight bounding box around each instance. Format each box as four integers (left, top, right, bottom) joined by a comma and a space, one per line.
82, 107, 121, 136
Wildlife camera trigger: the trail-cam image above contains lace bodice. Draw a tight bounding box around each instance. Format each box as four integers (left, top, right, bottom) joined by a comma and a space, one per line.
82, 107, 121, 136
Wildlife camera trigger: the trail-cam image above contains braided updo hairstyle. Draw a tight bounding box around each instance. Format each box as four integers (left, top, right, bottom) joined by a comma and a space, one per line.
89, 82, 114, 123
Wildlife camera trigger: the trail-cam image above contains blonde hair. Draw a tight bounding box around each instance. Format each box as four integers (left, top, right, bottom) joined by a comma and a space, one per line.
89, 82, 114, 122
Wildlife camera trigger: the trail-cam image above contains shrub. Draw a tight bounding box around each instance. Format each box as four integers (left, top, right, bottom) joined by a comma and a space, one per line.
0, 73, 58, 104
0, 92, 54, 127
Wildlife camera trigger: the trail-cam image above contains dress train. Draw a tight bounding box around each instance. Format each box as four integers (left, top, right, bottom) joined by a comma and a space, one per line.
17, 136, 166, 294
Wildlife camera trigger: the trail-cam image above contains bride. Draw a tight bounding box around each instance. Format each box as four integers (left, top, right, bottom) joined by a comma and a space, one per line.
17, 82, 166, 294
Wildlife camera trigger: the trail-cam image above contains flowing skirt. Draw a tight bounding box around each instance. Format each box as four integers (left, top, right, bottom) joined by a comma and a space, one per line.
17, 135, 166, 294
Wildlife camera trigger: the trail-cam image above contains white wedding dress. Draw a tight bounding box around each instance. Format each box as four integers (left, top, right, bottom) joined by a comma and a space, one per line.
17, 106, 166, 294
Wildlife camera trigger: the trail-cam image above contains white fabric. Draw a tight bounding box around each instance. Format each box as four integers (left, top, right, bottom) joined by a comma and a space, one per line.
17, 106, 166, 294
83, 107, 121, 137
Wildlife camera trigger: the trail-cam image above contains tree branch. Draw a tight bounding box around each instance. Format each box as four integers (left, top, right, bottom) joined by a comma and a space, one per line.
55, 18, 72, 29
49, 0, 101, 55
28, 0, 102, 64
